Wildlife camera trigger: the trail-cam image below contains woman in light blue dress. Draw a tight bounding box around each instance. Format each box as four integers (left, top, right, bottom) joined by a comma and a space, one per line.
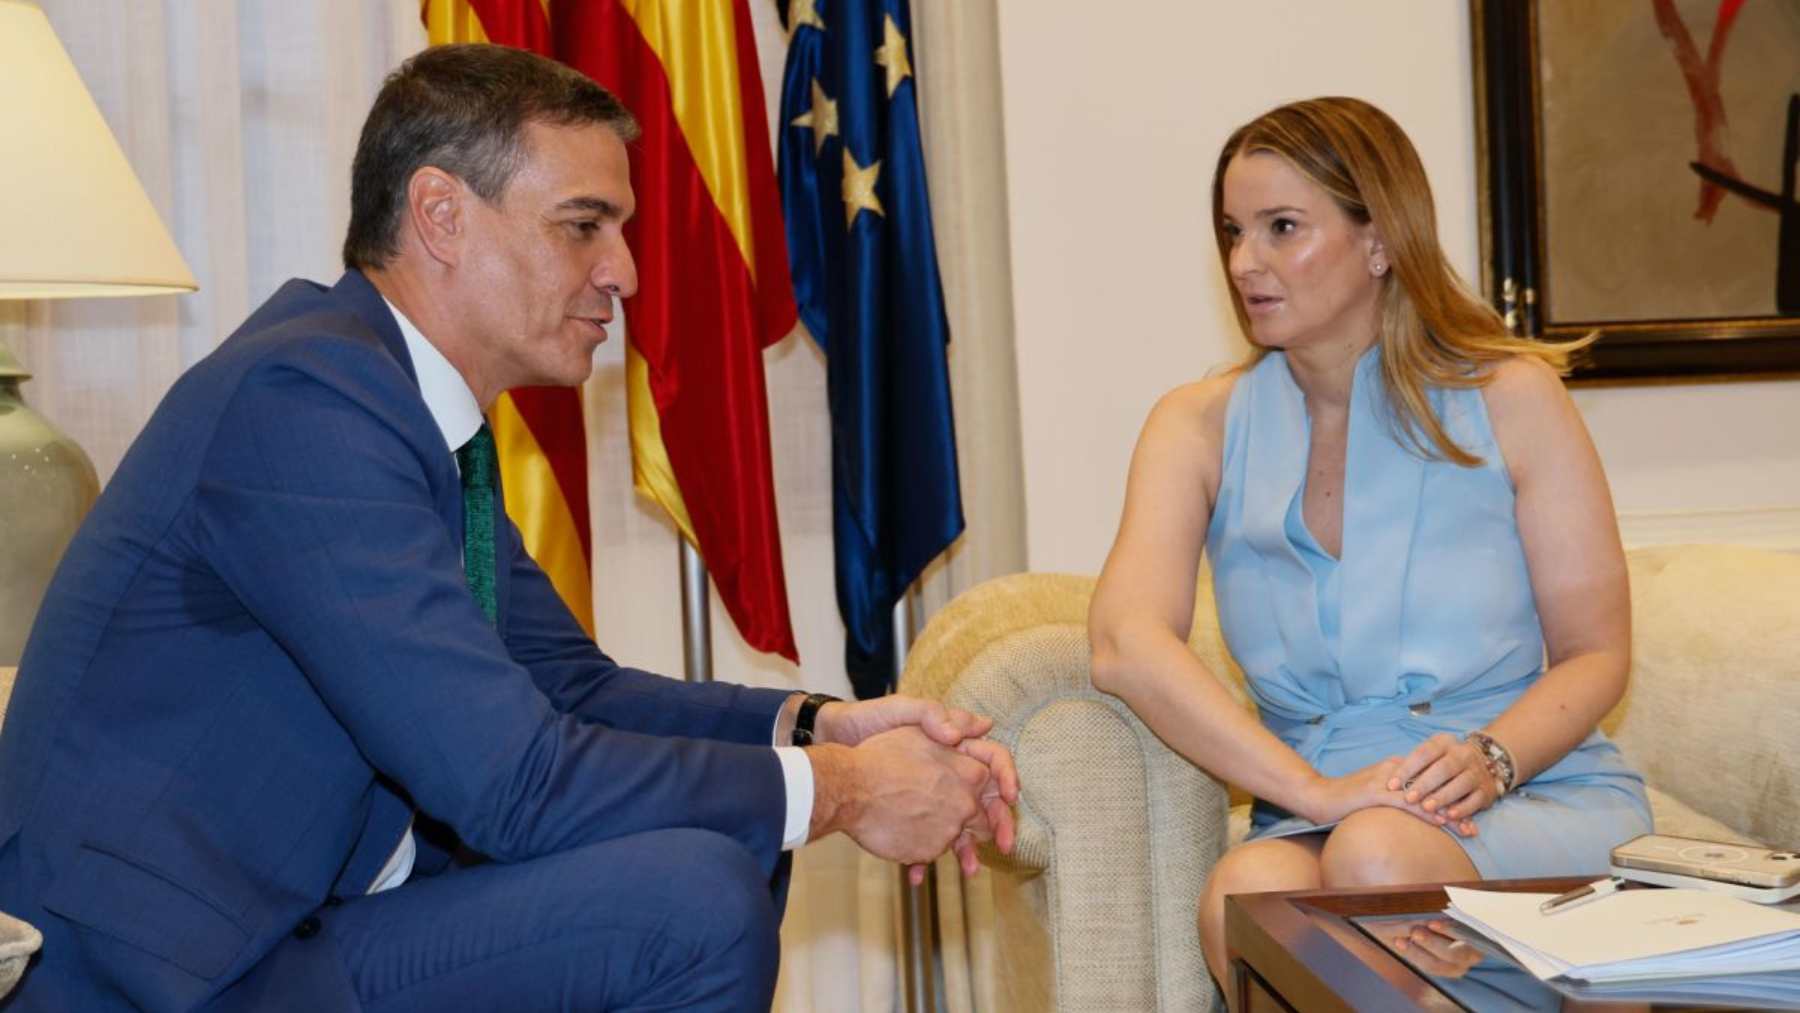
1087, 97, 1651, 993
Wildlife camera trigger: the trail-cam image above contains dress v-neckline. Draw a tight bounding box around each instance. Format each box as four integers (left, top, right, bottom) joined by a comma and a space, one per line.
1294, 365, 1363, 564
1221, 345, 1428, 698
1291, 468, 1341, 564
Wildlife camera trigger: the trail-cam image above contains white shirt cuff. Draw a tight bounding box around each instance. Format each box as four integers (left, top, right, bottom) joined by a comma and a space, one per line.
368, 822, 416, 894
773, 746, 814, 851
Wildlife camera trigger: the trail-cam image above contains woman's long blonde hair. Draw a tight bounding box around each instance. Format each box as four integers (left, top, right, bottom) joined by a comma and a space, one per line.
1210, 97, 1586, 466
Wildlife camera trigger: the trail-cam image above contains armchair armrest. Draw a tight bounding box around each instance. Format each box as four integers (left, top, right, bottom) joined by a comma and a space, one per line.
902, 574, 1227, 1012
0, 667, 40, 1001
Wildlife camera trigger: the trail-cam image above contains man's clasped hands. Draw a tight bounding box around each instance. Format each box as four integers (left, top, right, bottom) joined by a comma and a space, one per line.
803, 695, 1019, 882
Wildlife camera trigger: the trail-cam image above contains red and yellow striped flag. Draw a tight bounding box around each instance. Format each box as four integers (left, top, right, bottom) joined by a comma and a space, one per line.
557, 0, 800, 661
422, 0, 592, 638
419, 0, 800, 660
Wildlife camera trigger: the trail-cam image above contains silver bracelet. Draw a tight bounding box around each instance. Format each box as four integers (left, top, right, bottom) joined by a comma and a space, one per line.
1466, 730, 1517, 794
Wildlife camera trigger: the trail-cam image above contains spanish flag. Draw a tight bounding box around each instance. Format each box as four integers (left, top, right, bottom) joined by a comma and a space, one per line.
422, 0, 592, 638
421, 1, 800, 661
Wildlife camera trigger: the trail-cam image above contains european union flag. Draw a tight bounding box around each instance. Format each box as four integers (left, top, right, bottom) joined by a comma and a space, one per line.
778, 0, 964, 698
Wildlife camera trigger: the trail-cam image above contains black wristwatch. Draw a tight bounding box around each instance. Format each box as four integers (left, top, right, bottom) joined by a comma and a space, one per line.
792, 693, 841, 746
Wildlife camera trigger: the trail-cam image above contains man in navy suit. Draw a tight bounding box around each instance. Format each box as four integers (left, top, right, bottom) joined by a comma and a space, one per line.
0, 44, 1015, 1012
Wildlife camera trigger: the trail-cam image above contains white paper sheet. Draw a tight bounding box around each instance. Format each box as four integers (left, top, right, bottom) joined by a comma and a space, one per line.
1444, 886, 1800, 983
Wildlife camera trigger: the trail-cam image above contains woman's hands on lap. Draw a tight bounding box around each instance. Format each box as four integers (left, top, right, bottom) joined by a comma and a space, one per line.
1301, 756, 1479, 837
1387, 733, 1499, 828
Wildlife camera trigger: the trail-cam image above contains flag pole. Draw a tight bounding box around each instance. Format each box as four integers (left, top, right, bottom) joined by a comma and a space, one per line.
893, 585, 939, 1013
679, 537, 712, 683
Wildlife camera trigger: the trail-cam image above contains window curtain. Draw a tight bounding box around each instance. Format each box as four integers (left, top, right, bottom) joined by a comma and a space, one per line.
726, 3, 1027, 1009
17, 0, 423, 479
902, 6, 1027, 1009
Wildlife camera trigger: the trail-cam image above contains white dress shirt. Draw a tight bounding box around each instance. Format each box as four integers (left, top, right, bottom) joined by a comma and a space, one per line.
367, 298, 813, 893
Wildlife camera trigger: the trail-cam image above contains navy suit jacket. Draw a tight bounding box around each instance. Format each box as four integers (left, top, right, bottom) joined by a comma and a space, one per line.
0, 271, 792, 1012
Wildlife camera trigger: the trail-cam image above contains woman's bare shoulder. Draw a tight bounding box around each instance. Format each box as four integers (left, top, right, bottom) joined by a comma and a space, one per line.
1134, 371, 1242, 511
1147, 370, 1241, 444
1478, 355, 1583, 482
1481, 354, 1565, 404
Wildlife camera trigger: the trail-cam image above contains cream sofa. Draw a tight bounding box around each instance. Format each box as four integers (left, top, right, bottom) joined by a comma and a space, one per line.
899, 544, 1800, 1012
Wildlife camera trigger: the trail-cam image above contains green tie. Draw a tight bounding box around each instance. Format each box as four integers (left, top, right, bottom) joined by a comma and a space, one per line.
455, 424, 498, 625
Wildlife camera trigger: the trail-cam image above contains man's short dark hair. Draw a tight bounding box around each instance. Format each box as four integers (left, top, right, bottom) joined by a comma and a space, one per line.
342, 44, 640, 270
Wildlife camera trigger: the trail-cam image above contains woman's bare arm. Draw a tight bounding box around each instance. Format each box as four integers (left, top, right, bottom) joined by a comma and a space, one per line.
1090, 377, 1355, 820
1394, 357, 1631, 821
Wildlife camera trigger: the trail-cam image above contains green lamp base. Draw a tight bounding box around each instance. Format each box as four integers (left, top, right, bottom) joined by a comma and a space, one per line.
0, 338, 99, 666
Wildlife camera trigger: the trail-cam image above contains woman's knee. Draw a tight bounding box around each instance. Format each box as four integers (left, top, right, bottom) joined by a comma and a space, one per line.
1202, 840, 1325, 920
1318, 810, 1474, 889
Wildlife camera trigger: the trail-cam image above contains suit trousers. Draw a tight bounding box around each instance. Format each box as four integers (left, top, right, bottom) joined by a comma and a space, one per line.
233, 828, 787, 1012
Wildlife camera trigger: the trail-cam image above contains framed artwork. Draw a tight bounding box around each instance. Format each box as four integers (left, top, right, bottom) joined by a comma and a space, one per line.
1472, 0, 1800, 380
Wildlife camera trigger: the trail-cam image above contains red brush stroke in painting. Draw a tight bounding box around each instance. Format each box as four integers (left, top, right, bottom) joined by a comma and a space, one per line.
1704, 0, 1747, 68
1652, 0, 1748, 223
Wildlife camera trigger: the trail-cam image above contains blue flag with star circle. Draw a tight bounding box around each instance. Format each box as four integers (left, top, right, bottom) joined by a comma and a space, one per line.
778, 0, 964, 698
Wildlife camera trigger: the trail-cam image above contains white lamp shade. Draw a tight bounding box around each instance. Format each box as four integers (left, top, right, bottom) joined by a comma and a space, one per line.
0, 0, 196, 299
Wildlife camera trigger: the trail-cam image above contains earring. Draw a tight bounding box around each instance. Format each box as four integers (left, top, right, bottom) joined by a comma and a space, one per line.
1372, 261, 1388, 277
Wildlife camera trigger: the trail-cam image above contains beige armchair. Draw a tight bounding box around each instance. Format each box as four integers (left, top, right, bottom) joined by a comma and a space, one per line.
0, 667, 43, 998
899, 544, 1800, 1012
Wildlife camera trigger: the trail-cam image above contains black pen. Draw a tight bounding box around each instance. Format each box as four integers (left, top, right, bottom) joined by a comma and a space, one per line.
1539, 876, 1625, 916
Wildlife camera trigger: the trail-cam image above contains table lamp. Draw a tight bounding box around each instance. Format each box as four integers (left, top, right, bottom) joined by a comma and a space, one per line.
0, 0, 198, 664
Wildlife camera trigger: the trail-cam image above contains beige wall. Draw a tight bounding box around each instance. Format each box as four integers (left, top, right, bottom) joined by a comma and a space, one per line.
997, 0, 1800, 575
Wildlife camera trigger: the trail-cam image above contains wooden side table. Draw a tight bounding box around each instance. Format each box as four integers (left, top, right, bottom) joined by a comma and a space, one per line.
1225, 877, 1599, 1012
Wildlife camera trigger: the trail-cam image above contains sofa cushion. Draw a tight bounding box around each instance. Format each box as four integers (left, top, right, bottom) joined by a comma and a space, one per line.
1227, 804, 1252, 848
0, 668, 40, 1001
1609, 546, 1800, 850
1645, 787, 1757, 846
0, 909, 40, 999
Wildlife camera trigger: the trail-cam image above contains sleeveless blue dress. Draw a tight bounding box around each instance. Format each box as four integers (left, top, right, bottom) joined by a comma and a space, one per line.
1205, 349, 1651, 877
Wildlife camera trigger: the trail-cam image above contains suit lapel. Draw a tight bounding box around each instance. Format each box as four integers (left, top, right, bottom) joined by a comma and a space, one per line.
326, 270, 483, 619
